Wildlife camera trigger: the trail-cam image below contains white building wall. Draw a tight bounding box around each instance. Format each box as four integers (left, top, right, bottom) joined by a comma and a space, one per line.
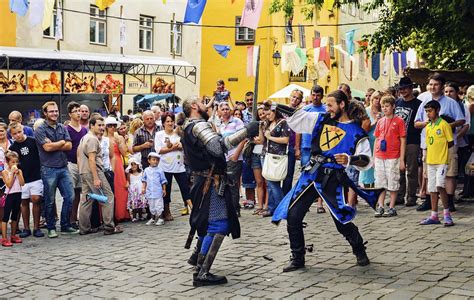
15, 0, 201, 112
337, 3, 399, 95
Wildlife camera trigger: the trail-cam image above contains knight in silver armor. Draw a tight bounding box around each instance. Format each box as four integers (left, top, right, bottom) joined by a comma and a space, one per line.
181, 96, 259, 287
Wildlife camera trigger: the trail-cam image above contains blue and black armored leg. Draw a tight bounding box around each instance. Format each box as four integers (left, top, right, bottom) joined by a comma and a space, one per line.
193, 219, 229, 287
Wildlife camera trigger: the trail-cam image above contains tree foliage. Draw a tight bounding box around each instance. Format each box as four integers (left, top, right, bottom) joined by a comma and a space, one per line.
269, 0, 474, 72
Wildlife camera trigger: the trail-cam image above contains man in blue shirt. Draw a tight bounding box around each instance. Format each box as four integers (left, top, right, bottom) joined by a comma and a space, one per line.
8, 111, 34, 138
299, 85, 327, 166
35, 101, 78, 238
414, 73, 465, 212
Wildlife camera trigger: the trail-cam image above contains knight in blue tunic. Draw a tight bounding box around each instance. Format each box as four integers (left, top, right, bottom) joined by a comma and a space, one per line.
272, 90, 382, 272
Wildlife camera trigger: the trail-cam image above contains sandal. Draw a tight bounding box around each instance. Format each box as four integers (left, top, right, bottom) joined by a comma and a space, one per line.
104, 226, 123, 235
253, 208, 263, 215
317, 206, 326, 214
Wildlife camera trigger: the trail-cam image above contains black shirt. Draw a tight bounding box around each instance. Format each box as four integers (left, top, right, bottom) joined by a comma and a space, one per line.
9, 137, 42, 183
395, 97, 422, 145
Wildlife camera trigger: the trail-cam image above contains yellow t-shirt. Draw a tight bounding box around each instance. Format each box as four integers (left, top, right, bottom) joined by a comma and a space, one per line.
426, 118, 453, 165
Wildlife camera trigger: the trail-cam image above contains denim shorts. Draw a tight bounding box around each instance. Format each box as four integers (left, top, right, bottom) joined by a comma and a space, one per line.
251, 153, 262, 169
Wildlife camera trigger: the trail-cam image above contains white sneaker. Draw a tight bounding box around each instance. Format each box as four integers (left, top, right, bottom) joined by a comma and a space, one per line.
156, 218, 165, 226
145, 218, 155, 225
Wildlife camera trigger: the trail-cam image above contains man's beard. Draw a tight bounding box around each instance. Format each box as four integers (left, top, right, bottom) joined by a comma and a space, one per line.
198, 107, 210, 121
331, 108, 342, 120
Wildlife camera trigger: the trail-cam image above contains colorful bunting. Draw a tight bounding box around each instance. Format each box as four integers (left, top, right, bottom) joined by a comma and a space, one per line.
184, 0, 207, 24
240, 0, 263, 30
319, 37, 330, 68
10, 0, 29, 17
281, 43, 297, 73
213, 44, 231, 58
371, 53, 380, 81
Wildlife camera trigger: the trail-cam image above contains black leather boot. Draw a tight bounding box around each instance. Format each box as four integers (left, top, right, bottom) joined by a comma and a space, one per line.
193, 234, 227, 287
345, 229, 370, 266
447, 194, 456, 212
283, 224, 305, 272
188, 238, 203, 266
416, 194, 432, 211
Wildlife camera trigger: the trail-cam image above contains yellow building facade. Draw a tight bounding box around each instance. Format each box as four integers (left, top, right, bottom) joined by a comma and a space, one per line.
0, 0, 16, 46
200, 0, 340, 104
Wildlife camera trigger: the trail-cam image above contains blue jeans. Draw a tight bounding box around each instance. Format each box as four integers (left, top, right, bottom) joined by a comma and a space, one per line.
282, 147, 296, 195
267, 180, 284, 214
41, 166, 74, 231
301, 148, 312, 166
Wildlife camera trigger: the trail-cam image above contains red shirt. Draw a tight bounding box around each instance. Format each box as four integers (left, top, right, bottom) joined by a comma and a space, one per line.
374, 116, 406, 159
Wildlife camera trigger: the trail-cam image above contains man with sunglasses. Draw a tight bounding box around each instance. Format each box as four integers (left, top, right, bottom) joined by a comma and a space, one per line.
35, 101, 78, 238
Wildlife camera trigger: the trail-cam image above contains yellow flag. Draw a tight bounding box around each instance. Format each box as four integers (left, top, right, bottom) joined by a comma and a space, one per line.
96, 0, 116, 11
163, 0, 167, 3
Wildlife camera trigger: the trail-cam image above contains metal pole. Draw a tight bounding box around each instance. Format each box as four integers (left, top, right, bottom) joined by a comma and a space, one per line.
120, 5, 124, 55
252, 46, 260, 120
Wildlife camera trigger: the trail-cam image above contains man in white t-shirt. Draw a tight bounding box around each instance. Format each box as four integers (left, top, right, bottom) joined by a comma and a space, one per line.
218, 102, 245, 216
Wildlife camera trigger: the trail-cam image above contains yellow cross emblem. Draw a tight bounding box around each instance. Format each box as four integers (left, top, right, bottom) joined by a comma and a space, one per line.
319, 125, 346, 151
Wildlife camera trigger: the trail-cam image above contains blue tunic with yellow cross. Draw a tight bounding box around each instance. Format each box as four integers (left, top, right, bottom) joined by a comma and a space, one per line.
272, 113, 379, 225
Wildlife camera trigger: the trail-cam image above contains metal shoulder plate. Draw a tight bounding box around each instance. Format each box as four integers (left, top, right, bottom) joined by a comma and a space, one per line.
191, 121, 219, 144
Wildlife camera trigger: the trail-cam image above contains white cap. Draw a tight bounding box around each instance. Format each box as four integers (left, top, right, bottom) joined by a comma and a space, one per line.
104, 116, 119, 126
148, 152, 159, 159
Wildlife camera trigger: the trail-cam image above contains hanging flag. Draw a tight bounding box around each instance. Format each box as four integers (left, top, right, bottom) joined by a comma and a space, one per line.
163, 0, 167, 3
172, 23, 179, 53
406, 48, 417, 68
356, 40, 369, 67
42, 0, 54, 30
247, 46, 259, 77
184, 0, 207, 24
10, 0, 29, 16
401, 51, 408, 71
319, 37, 330, 68
281, 43, 297, 73
54, 0, 62, 41
323, 0, 335, 11
29, 0, 45, 27
96, 0, 115, 11
295, 47, 307, 68
120, 17, 126, 48
382, 53, 389, 76
392, 52, 400, 75
240, 0, 263, 30
213, 44, 231, 58
345, 29, 355, 56
371, 53, 380, 81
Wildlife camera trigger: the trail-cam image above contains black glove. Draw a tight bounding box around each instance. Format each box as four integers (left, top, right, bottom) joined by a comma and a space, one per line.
245, 121, 260, 138
276, 104, 296, 116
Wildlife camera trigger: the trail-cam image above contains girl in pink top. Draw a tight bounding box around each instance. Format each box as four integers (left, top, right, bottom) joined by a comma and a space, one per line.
1, 151, 25, 247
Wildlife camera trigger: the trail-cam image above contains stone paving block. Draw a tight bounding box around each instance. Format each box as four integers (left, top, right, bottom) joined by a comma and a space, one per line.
451, 289, 474, 297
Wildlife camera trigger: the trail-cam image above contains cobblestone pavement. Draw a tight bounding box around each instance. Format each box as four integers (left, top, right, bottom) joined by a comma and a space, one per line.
1, 184, 473, 299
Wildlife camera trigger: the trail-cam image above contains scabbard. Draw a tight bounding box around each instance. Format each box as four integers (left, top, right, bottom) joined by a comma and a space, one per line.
184, 227, 196, 249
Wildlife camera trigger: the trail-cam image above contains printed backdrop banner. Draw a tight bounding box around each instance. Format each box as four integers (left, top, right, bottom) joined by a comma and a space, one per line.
95, 73, 124, 94
0, 69, 27, 93
151, 75, 175, 94
125, 74, 151, 94
28, 70, 61, 93
64, 72, 95, 94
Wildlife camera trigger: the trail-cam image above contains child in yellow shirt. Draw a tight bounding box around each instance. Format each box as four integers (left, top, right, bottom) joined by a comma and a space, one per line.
420, 100, 454, 226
